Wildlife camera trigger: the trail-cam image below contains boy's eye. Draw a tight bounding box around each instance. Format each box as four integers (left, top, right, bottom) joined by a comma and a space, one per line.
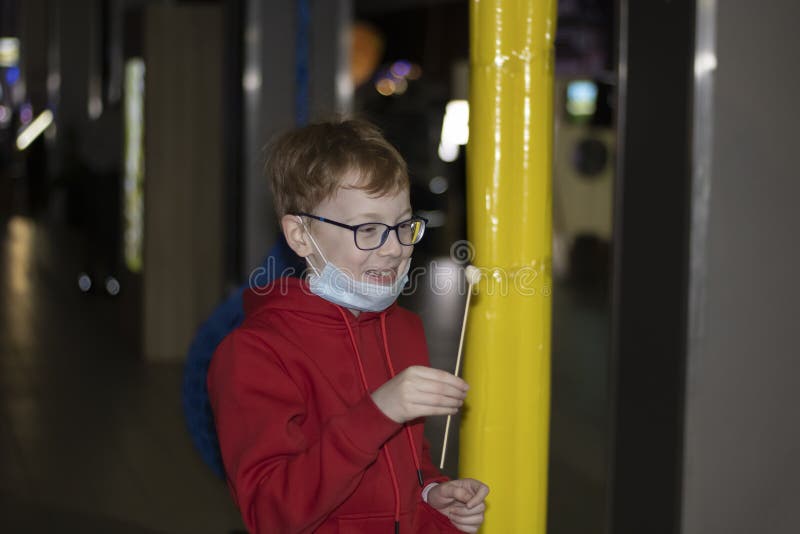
357, 225, 380, 234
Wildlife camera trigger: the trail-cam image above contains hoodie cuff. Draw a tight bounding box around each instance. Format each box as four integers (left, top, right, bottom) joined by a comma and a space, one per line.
337, 394, 402, 454
421, 482, 439, 503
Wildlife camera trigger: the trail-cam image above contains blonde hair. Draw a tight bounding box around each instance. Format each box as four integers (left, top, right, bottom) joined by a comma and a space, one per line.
266, 118, 409, 218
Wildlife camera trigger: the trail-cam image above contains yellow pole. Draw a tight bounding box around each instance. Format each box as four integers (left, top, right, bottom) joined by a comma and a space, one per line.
460, 1, 556, 532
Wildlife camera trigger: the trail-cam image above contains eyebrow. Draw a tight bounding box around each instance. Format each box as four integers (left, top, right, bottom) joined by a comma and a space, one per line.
347, 210, 413, 224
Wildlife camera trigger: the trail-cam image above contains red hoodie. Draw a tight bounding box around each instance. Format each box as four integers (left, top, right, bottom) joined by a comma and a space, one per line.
208, 277, 461, 533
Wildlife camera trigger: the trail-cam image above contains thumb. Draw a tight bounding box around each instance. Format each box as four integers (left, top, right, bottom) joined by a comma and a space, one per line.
448, 484, 476, 504
435, 481, 463, 500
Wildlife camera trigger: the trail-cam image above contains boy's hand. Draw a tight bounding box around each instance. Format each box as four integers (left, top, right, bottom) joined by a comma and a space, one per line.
371, 365, 468, 423
428, 478, 489, 533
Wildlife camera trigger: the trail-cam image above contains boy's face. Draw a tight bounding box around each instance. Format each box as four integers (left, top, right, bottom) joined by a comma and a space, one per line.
300, 173, 413, 285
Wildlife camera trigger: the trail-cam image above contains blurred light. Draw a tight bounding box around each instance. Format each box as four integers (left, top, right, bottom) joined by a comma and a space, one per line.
20, 103, 33, 124
407, 63, 422, 80
123, 58, 146, 273
437, 141, 459, 163
375, 77, 395, 96
336, 70, 353, 112
105, 276, 120, 296
5, 217, 35, 349
441, 100, 469, 146
351, 22, 385, 88
417, 209, 446, 228
429, 176, 449, 194
5, 65, 20, 85
8, 216, 33, 294
438, 99, 469, 162
242, 68, 261, 92
78, 273, 92, 293
0, 37, 20, 67
88, 65, 103, 119
0, 105, 10, 126
16, 109, 53, 151
566, 80, 597, 118
88, 94, 103, 120
695, 51, 717, 76
390, 60, 411, 78
393, 77, 408, 95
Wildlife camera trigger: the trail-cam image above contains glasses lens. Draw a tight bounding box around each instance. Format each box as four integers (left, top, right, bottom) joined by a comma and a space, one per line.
397, 219, 425, 245
355, 223, 386, 250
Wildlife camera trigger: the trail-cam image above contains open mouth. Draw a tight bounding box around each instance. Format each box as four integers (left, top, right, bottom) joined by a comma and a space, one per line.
363, 268, 398, 285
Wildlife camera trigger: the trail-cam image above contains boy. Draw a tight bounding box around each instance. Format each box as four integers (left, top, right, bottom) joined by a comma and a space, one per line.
208, 119, 489, 533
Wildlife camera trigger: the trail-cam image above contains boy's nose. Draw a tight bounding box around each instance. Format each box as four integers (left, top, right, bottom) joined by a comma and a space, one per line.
379, 229, 404, 257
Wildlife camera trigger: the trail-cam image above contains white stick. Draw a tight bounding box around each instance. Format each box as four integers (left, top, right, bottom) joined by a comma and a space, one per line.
440, 266, 481, 469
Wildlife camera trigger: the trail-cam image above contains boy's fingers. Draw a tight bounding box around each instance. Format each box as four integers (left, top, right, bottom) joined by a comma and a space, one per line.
415, 381, 468, 400
448, 502, 486, 516
411, 393, 463, 409
451, 512, 484, 524
443, 480, 476, 499
465, 483, 489, 508
410, 366, 469, 391
450, 485, 475, 504
450, 520, 480, 533
416, 406, 460, 417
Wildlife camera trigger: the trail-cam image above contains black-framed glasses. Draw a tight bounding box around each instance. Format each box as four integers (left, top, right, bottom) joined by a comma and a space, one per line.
295, 213, 428, 251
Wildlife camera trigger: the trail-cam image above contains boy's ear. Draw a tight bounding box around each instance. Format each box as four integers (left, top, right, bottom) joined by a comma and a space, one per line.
281, 214, 313, 258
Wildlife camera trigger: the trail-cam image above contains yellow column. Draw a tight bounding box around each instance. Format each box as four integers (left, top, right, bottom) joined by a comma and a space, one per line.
460, 1, 556, 532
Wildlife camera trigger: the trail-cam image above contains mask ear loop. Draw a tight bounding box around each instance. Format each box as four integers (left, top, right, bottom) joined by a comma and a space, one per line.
297, 216, 327, 277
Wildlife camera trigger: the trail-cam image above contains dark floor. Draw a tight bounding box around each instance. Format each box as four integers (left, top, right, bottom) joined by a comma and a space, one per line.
0, 215, 608, 533
0, 216, 243, 533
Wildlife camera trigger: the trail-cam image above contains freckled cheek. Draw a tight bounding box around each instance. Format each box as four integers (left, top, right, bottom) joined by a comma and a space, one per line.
319, 229, 365, 271
339, 250, 373, 276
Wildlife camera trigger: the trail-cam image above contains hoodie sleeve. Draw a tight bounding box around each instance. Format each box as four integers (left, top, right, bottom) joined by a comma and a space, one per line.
208, 329, 402, 534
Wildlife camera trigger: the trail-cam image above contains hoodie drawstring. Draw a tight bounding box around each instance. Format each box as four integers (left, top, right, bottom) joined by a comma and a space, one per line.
336, 307, 402, 533
379, 313, 425, 488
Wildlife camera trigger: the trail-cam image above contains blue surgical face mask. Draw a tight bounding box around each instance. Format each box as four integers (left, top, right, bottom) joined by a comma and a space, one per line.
301, 219, 409, 312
